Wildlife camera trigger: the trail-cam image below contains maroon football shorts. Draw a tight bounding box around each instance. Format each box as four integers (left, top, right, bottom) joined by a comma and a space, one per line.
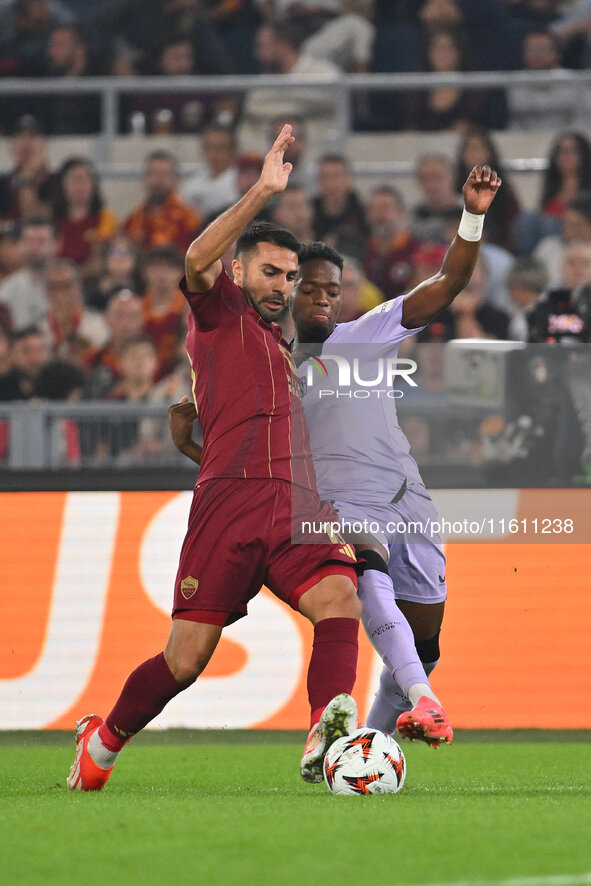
172, 478, 358, 626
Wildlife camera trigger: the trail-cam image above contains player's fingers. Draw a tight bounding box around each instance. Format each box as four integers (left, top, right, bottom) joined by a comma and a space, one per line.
482, 164, 492, 181
273, 124, 293, 149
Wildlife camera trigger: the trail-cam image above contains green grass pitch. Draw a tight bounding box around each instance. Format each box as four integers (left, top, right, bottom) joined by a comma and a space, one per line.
1, 731, 590, 886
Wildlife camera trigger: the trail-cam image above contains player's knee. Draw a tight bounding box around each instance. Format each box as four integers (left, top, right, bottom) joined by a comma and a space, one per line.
299, 575, 361, 622
320, 579, 362, 620
165, 648, 210, 684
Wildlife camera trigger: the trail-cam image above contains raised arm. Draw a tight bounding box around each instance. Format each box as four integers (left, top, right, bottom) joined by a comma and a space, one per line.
185, 124, 295, 292
402, 164, 501, 330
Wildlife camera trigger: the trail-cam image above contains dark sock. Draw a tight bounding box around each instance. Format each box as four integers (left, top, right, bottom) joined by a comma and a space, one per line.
100, 652, 189, 750
307, 617, 359, 729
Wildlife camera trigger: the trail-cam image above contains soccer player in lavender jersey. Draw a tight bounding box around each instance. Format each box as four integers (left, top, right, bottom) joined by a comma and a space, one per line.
67, 125, 362, 792
291, 164, 501, 743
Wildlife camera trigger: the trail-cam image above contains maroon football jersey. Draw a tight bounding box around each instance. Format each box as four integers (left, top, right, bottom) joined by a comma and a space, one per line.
182, 268, 316, 490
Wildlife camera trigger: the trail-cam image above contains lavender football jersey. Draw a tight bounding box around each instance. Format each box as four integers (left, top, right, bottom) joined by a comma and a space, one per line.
299, 296, 426, 504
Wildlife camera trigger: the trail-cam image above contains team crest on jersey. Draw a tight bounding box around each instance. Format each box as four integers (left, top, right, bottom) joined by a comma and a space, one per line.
180, 576, 199, 599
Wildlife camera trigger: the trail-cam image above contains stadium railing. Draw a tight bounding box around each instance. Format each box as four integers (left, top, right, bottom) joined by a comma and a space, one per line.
2, 69, 589, 174
0, 398, 551, 489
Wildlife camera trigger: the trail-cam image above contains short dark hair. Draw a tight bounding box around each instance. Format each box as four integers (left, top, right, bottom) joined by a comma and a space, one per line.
141, 244, 184, 270
371, 184, 405, 208
267, 20, 307, 51
33, 360, 85, 400
13, 324, 44, 342
146, 150, 179, 175
318, 153, 351, 170
506, 256, 549, 293
120, 335, 157, 356
235, 222, 301, 261
299, 241, 343, 272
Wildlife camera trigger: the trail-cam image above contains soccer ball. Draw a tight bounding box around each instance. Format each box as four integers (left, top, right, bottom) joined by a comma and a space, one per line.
323, 727, 406, 796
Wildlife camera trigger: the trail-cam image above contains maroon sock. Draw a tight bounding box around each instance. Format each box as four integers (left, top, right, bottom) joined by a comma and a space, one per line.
99, 653, 189, 751
307, 617, 359, 729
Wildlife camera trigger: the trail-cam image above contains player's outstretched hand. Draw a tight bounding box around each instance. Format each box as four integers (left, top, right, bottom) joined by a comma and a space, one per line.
259, 123, 295, 195
169, 396, 198, 453
462, 164, 502, 215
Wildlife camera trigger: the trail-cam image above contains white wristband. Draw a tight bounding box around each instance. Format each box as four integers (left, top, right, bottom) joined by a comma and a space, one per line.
458, 209, 484, 242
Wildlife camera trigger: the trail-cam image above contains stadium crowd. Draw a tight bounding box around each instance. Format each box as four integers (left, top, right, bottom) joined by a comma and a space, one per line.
0, 0, 590, 469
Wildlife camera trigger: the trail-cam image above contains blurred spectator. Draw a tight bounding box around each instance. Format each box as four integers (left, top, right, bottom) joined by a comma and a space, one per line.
204, 152, 264, 225
268, 116, 316, 191
338, 255, 384, 322
557, 240, 591, 290
549, 0, 591, 68
420, 0, 520, 70
129, 35, 238, 135
39, 25, 102, 134
448, 256, 510, 340
409, 240, 447, 291
139, 245, 187, 380
312, 154, 368, 260
508, 29, 577, 131
411, 153, 463, 243
0, 324, 49, 400
95, 336, 165, 463
109, 335, 158, 404
0, 0, 73, 78
271, 185, 315, 243
506, 255, 549, 341
534, 191, 591, 286
85, 289, 144, 398
52, 157, 118, 277
0, 116, 55, 222
182, 125, 240, 221
39, 259, 109, 362
539, 131, 591, 220
33, 358, 86, 464
0, 216, 56, 331
125, 151, 202, 253
0, 222, 22, 284
399, 25, 494, 132
85, 233, 141, 313
454, 128, 521, 253
527, 241, 591, 343
363, 185, 422, 301
95, 0, 236, 78
417, 251, 509, 341
243, 19, 340, 124
300, 2, 376, 72
34, 355, 84, 399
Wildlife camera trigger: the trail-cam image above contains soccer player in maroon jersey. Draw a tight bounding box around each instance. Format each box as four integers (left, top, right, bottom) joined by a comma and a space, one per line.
67, 125, 361, 792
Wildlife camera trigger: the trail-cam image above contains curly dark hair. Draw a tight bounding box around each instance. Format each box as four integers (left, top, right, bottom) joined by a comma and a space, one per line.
299, 241, 343, 272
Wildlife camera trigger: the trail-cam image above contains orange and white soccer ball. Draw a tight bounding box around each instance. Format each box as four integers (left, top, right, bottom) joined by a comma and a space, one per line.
323, 727, 406, 795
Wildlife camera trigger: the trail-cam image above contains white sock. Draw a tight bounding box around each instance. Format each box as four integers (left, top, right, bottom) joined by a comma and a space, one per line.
87, 729, 120, 769
408, 682, 440, 708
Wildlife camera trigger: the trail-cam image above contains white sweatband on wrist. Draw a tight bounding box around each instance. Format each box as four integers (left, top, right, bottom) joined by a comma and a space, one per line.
458, 209, 484, 242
